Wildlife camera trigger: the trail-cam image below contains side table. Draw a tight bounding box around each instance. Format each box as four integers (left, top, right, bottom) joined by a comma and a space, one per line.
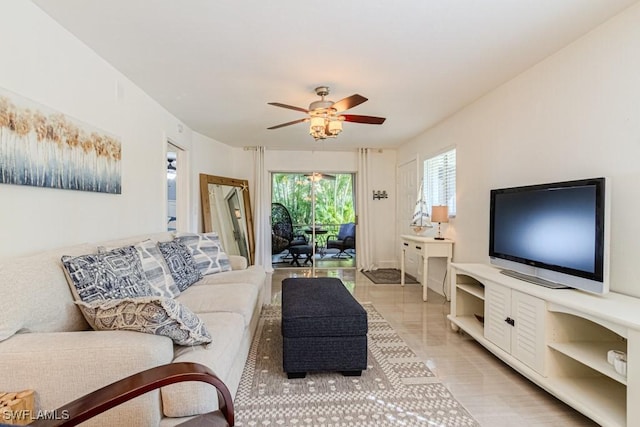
304, 228, 328, 256
400, 235, 454, 302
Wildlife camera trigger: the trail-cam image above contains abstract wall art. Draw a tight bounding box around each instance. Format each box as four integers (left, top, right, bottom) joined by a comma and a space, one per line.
0, 87, 121, 194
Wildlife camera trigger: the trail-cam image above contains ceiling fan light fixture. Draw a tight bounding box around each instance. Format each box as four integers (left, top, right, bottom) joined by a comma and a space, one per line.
307, 172, 323, 182
310, 116, 325, 132
310, 127, 326, 140
268, 86, 385, 141
328, 119, 342, 136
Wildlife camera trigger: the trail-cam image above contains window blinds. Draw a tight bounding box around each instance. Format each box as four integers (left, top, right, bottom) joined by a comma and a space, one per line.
423, 148, 456, 216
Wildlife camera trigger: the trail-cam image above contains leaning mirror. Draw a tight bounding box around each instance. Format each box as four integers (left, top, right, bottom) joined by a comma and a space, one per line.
200, 174, 255, 265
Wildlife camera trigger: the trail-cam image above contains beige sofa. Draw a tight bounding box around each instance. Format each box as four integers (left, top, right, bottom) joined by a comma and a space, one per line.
0, 232, 266, 426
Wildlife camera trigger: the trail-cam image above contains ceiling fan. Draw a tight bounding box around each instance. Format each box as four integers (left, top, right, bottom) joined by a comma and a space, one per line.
304, 172, 335, 181
267, 86, 386, 140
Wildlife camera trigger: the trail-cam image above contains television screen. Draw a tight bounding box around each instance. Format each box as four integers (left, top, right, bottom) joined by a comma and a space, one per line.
489, 177, 608, 294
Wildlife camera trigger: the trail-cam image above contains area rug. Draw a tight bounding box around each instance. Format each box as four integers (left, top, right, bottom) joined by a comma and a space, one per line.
234, 304, 479, 426
362, 268, 419, 284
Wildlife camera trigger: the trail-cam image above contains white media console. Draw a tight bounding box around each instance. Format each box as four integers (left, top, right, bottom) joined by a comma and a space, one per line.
448, 263, 640, 427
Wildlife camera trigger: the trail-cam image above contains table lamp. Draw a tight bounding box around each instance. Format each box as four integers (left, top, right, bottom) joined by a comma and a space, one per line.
431, 205, 449, 240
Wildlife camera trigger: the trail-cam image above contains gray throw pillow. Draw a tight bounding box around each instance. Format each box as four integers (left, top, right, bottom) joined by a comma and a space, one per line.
157, 240, 202, 291
134, 239, 181, 298
176, 232, 232, 276
61, 246, 152, 303
76, 297, 212, 346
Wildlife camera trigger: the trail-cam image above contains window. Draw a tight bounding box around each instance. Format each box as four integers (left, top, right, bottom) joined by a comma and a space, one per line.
423, 148, 456, 216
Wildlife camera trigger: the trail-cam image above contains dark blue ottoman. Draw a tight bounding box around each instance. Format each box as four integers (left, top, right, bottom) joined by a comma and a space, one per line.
281, 277, 368, 379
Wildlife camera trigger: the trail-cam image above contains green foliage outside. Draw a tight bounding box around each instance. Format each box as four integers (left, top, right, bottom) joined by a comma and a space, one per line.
272, 173, 355, 227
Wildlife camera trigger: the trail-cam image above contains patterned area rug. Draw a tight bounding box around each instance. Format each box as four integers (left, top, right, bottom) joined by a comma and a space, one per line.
234, 304, 479, 426
362, 268, 419, 284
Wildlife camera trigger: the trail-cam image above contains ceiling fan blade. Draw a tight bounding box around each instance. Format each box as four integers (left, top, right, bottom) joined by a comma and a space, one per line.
268, 102, 309, 113
342, 114, 386, 125
267, 118, 309, 130
332, 94, 368, 112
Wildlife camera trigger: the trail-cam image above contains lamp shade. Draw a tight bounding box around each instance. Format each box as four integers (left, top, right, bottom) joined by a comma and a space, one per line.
431, 205, 449, 223
328, 120, 342, 135
310, 116, 325, 131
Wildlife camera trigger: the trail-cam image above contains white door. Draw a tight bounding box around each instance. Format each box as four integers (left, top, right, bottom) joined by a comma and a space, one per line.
397, 159, 418, 277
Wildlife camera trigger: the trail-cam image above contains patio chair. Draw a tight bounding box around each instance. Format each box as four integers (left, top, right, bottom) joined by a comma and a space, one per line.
326, 222, 356, 258
271, 202, 307, 256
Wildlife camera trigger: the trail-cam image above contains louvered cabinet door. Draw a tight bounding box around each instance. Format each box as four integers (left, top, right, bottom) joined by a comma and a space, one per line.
484, 282, 512, 353
485, 283, 546, 376
511, 290, 546, 374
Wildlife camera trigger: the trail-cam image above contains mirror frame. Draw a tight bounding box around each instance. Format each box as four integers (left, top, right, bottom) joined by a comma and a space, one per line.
199, 174, 255, 265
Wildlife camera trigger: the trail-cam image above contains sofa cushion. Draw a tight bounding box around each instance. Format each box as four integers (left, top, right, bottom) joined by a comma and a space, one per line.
194, 265, 265, 288
157, 240, 202, 291
61, 246, 152, 303
228, 254, 248, 271
161, 311, 245, 417
134, 240, 181, 298
0, 243, 94, 342
76, 297, 212, 346
176, 232, 231, 275
0, 330, 173, 427
176, 283, 259, 327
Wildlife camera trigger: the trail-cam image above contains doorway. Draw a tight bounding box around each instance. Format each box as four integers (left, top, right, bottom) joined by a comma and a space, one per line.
271, 172, 356, 271
167, 149, 177, 231
167, 142, 188, 232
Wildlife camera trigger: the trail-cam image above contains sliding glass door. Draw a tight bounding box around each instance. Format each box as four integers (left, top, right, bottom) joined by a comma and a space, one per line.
271, 172, 356, 271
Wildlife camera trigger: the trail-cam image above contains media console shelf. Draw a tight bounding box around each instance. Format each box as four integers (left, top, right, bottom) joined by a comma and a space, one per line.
448, 263, 640, 427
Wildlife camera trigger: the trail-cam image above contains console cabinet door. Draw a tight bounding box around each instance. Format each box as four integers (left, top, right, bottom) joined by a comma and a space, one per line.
485, 282, 512, 353
511, 290, 546, 374
484, 283, 546, 375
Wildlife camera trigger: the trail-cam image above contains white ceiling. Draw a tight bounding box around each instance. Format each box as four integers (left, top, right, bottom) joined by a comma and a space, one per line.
33, 0, 637, 151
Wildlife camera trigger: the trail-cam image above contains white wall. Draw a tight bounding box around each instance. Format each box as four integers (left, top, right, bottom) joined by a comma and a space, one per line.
0, 1, 195, 256
189, 132, 240, 232
398, 3, 640, 297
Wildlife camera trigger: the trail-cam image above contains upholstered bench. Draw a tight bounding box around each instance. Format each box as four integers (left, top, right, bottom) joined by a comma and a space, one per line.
288, 245, 313, 267
281, 277, 368, 379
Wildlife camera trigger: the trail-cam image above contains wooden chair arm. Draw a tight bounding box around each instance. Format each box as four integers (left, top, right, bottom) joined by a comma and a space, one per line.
28, 362, 234, 427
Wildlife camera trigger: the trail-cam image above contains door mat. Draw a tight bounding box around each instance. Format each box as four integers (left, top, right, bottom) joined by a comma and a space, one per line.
362, 268, 419, 284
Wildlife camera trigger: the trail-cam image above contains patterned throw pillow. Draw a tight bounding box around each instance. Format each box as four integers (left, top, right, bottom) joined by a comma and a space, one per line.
134, 240, 181, 298
157, 240, 202, 291
76, 297, 212, 346
61, 246, 152, 303
176, 232, 232, 276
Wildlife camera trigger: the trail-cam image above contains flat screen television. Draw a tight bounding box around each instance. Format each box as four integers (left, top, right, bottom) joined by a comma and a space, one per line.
489, 177, 609, 294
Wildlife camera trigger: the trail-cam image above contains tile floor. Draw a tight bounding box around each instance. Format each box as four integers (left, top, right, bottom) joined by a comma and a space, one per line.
268, 268, 599, 427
